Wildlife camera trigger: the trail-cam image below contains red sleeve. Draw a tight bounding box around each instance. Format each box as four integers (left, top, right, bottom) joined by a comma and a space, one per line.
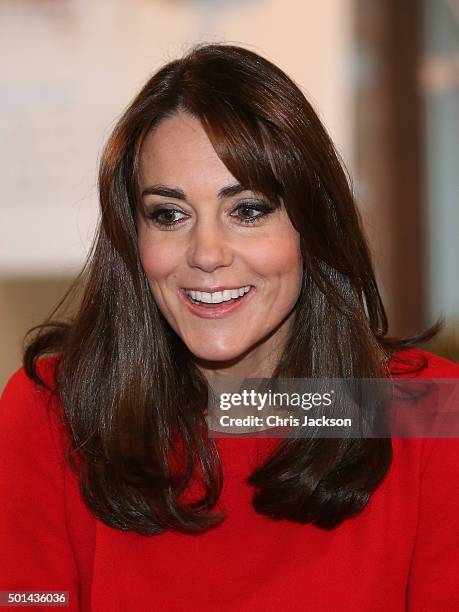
0, 364, 80, 611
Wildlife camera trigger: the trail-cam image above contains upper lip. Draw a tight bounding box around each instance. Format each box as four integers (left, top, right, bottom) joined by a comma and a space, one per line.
182, 285, 251, 293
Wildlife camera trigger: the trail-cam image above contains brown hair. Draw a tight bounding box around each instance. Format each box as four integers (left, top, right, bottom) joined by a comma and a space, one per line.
24, 43, 442, 534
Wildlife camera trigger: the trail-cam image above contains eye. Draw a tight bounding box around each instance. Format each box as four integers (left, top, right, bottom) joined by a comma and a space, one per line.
145, 200, 277, 230
230, 202, 277, 225
146, 207, 187, 229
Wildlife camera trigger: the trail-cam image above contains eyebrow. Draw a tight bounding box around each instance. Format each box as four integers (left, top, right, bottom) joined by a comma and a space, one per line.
141, 183, 251, 200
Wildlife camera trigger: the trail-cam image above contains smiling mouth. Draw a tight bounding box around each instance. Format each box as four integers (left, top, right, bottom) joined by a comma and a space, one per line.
183, 286, 252, 306
179, 286, 255, 317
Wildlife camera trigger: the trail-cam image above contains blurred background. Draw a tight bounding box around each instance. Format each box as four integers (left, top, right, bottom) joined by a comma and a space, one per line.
1, 0, 458, 390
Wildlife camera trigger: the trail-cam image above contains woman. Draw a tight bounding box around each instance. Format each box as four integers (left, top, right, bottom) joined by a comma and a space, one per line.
1, 43, 458, 611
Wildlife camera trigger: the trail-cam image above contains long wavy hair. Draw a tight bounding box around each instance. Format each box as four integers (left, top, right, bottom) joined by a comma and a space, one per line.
24, 43, 442, 534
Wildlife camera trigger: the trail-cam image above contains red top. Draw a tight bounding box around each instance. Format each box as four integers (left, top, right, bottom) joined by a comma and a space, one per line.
1, 348, 459, 611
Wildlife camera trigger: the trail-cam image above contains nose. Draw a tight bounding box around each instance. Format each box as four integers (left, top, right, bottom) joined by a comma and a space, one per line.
186, 218, 234, 272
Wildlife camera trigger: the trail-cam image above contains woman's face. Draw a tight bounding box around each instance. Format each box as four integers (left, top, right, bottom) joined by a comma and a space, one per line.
137, 112, 303, 378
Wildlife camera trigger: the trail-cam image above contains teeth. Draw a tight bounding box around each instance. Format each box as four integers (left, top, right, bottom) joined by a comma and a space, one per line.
187, 285, 251, 304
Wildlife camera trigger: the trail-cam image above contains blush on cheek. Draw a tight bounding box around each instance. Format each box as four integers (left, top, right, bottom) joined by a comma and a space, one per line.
138, 245, 169, 282
254, 236, 300, 273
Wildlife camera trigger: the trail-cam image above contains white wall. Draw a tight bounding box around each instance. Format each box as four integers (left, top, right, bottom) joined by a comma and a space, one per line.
0, 0, 354, 277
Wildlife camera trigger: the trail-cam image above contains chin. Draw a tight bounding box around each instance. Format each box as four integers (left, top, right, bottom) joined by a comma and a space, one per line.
187, 342, 249, 365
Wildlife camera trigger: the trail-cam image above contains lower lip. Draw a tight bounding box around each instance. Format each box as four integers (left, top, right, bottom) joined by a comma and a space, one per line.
179, 287, 256, 319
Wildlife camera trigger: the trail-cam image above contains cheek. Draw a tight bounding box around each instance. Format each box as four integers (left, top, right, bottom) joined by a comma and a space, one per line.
138, 236, 175, 286
260, 233, 303, 311
250, 232, 302, 278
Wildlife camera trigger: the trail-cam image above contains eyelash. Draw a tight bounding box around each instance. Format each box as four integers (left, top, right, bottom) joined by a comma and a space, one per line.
146, 202, 276, 230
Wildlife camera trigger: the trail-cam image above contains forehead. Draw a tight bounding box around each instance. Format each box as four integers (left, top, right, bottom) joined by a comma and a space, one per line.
138, 112, 234, 188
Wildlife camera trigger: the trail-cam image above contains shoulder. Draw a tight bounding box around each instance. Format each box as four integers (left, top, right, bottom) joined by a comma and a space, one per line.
0, 355, 67, 457
1, 354, 60, 398
1, 354, 60, 401
388, 348, 459, 478
388, 346, 459, 378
